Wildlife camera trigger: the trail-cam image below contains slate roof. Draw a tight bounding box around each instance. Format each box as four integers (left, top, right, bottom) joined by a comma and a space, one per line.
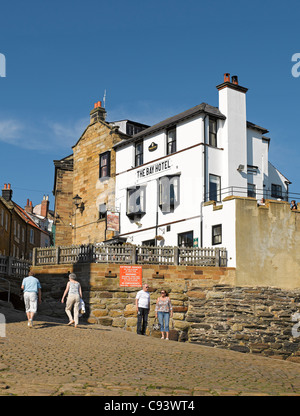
113, 103, 226, 148
113, 102, 269, 149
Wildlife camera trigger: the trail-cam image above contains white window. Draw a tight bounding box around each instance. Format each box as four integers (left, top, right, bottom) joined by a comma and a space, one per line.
158, 175, 180, 213
167, 128, 176, 155
127, 186, 146, 219
209, 118, 217, 147
212, 224, 222, 245
248, 183, 256, 198
209, 174, 221, 202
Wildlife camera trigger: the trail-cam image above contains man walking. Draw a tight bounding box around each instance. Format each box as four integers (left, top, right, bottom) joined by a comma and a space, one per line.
21, 271, 42, 328
135, 283, 150, 335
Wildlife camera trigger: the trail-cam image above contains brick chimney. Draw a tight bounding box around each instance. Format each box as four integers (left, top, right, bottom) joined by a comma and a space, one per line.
90, 101, 107, 124
2, 183, 13, 202
41, 195, 49, 218
24, 198, 33, 214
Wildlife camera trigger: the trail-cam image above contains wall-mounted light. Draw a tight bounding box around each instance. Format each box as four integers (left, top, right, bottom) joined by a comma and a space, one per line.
73, 194, 85, 213
237, 164, 244, 172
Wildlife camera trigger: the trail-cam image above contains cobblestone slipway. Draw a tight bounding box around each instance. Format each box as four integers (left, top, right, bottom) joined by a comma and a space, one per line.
0, 301, 300, 397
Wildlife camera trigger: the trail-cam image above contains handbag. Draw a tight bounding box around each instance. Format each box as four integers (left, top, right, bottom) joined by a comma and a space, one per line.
152, 317, 160, 331
79, 298, 86, 315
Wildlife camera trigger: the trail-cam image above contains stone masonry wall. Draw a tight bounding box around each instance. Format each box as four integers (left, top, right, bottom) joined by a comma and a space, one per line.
10, 262, 300, 362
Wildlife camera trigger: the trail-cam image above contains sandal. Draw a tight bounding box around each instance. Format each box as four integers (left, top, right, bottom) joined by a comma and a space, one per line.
67, 321, 74, 326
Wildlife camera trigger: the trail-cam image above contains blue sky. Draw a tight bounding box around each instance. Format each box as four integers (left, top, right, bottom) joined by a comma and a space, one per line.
0, 0, 300, 211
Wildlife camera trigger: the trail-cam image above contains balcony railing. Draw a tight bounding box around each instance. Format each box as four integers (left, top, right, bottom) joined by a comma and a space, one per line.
33, 244, 227, 267
205, 185, 299, 203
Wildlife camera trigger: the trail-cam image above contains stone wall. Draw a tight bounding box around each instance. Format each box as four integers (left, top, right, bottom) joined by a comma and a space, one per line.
11, 262, 300, 361
187, 285, 300, 362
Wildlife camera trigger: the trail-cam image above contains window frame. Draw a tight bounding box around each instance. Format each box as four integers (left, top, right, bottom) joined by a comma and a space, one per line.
212, 224, 222, 246
135, 141, 144, 167
166, 127, 176, 155
271, 184, 282, 199
158, 175, 180, 213
247, 183, 256, 198
209, 118, 217, 147
126, 186, 146, 219
209, 174, 221, 202
99, 151, 111, 179
178, 231, 194, 248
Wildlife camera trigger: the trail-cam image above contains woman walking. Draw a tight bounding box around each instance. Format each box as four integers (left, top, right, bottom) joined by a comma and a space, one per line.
155, 289, 173, 340
61, 273, 82, 328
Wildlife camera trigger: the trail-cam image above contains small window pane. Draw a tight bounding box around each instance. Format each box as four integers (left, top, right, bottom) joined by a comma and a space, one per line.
212, 224, 222, 245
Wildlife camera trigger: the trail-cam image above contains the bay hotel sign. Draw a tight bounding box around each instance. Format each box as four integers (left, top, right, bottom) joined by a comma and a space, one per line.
137, 158, 172, 179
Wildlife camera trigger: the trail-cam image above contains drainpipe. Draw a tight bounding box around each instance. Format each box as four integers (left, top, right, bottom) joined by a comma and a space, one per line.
201, 115, 208, 248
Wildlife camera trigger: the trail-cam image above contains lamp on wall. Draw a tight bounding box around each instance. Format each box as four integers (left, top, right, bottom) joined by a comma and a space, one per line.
237, 164, 244, 172
73, 194, 85, 213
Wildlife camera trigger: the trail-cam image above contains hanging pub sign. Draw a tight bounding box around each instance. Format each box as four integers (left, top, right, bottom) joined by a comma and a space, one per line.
106, 211, 120, 232
148, 142, 158, 152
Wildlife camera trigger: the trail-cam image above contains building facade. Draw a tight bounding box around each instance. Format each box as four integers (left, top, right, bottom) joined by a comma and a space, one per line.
53, 102, 149, 246
114, 74, 291, 264
0, 184, 49, 260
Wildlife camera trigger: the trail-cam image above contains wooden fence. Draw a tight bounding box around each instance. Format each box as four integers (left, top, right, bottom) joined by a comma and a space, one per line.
33, 244, 227, 267
0, 255, 31, 278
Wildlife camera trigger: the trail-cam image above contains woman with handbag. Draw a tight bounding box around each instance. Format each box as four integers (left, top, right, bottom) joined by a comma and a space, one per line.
61, 273, 83, 328
155, 289, 173, 340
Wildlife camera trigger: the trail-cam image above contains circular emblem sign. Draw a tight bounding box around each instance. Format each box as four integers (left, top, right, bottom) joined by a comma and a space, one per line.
148, 142, 158, 152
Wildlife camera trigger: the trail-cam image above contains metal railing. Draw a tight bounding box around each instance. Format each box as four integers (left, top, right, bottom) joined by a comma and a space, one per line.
33, 244, 227, 267
205, 185, 300, 203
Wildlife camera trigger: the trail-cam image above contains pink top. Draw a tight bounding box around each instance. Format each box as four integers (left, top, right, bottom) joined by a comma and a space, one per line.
155, 297, 172, 313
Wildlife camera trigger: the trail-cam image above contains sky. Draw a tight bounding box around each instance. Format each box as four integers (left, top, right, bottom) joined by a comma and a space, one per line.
0, 0, 300, 211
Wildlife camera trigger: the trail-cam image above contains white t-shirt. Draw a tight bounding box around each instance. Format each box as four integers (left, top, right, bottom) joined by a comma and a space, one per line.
136, 289, 150, 309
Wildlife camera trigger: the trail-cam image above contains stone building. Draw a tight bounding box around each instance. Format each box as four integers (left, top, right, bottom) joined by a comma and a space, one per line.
53, 102, 148, 246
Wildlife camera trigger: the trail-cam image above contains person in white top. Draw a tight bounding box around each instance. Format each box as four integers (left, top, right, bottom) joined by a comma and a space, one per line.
135, 283, 150, 335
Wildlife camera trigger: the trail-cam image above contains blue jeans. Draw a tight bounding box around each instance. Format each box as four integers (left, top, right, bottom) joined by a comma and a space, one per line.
157, 311, 170, 332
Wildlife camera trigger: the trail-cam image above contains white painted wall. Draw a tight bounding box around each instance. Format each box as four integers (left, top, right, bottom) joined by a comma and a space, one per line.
114, 78, 290, 253
202, 199, 236, 267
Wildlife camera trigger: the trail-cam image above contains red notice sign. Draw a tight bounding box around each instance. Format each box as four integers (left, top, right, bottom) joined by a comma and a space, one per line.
120, 265, 142, 287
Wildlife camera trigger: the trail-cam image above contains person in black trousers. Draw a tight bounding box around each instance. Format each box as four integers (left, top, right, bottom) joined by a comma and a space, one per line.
135, 284, 150, 335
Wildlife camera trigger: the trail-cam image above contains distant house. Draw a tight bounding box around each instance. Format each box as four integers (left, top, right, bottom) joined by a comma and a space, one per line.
0, 183, 50, 260
24, 195, 54, 246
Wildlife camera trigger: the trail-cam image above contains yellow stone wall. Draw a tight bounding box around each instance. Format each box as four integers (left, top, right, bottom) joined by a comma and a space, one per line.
235, 198, 300, 288
54, 119, 123, 246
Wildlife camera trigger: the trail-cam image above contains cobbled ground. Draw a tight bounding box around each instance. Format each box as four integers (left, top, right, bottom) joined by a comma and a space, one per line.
0, 304, 300, 396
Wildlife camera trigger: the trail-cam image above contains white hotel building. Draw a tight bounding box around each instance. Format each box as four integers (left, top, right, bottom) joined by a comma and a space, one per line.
113, 74, 290, 267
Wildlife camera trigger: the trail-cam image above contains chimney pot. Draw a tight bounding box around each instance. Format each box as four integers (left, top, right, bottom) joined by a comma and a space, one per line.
2, 183, 12, 201
232, 75, 238, 85
224, 73, 230, 83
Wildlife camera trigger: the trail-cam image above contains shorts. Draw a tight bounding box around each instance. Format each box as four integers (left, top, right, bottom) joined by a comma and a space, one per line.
24, 292, 38, 313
